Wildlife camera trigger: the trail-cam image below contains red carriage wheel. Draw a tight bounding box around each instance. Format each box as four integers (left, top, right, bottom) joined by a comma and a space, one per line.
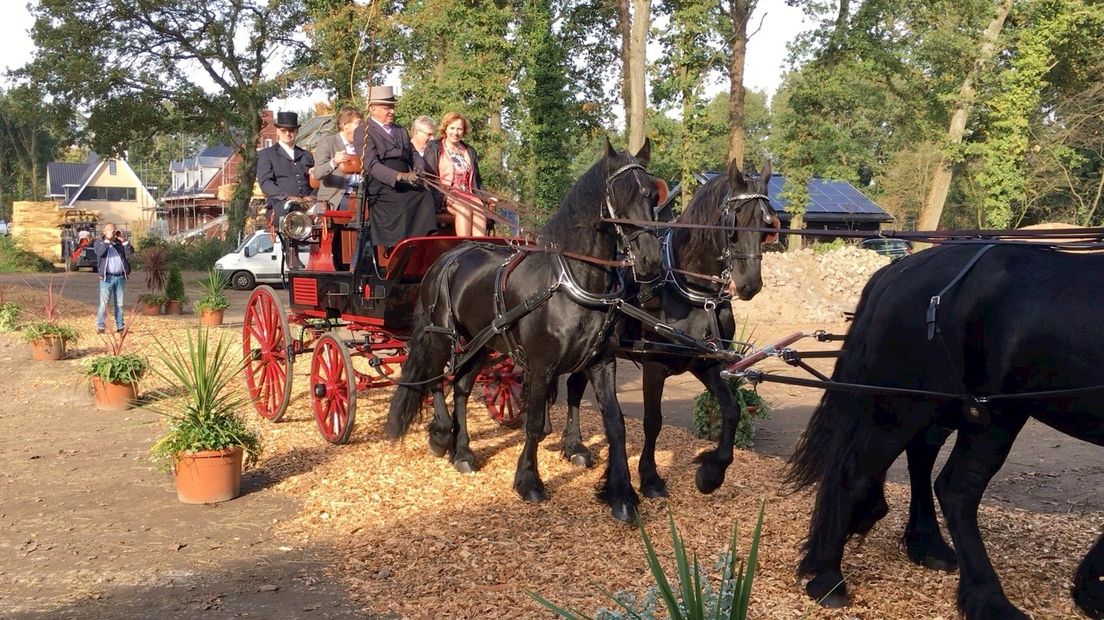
310, 333, 357, 444
242, 285, 293, 421
481, 361, 523, 428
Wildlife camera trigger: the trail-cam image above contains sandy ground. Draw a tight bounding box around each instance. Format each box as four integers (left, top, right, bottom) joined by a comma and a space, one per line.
0, 270, 1101, 618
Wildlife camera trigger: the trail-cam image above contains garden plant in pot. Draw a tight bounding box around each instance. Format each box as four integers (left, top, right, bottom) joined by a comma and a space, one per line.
138, 245, 168, 315
149, 327, 262, 504
690, 320, 771, 448
193, 270, 230, 327
0, 288, 21, 332
84, 315, 147, 410
163, 266, 188, 315
22, 276, 78, 361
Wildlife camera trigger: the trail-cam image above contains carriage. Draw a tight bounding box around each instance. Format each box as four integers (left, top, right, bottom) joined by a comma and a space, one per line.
240, 200, 524, 444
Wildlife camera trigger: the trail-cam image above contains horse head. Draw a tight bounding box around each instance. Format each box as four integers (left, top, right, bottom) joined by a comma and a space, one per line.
600, 137, 664, 281
677, 159, 777, 301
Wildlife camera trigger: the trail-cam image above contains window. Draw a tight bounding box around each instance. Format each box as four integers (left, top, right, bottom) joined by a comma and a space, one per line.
108, 160, 117, 175
250, 234, 274, 254
78, 186, 137, 201
264, 139, 273, 148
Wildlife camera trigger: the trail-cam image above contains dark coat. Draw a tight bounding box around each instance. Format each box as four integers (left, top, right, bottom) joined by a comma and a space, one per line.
361, 120, 436, 247
93, 237, 133, 279
256, 144, 315, 219
422, 139, 483, 213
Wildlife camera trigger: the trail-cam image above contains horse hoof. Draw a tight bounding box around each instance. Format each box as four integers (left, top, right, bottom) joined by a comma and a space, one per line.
695, 467, 722, 494
920, 554, 958, 572
521, 488, 547, 503
641, 480, 669, 499
568, 452, 594, 468
428, 443, 448, 458
453, 460, 478, 474
610, 504, 636, 524
806, 575, 847, 608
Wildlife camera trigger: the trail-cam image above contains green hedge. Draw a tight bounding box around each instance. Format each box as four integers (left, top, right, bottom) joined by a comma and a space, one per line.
130, 237, 233, 272
0, 236, 54, 273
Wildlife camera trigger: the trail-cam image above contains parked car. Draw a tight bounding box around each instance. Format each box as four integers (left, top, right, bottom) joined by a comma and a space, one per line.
214, 231, 310, 290
860, 237, 913, 261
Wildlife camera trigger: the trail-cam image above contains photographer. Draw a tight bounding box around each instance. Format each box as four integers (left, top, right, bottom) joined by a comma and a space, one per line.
93, 223, 133, 334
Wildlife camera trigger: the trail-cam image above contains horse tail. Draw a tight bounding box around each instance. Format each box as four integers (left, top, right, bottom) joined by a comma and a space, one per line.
385, 301, 435, 439
385, 259, 456, 440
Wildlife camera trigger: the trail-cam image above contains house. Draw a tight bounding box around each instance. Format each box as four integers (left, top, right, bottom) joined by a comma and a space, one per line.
45, 153, 157, 234
160, 110, 337, 237
667, 173, 894, 246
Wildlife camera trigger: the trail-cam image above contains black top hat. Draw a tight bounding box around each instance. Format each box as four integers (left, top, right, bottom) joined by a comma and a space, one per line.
273, 111, 300, 129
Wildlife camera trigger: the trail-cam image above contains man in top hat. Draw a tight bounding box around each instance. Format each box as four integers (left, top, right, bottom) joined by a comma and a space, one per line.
360, 85, 437, 253
257, 111, 315, 269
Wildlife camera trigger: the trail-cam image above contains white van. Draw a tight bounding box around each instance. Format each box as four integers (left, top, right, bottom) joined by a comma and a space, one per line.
214, 231, 310, 290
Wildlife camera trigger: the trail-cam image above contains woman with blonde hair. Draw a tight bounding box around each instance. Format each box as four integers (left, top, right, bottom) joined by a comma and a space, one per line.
423, 112, 487, 236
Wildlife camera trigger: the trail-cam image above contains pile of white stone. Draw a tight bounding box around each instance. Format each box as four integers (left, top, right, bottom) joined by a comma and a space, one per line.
738, 245, 892, 324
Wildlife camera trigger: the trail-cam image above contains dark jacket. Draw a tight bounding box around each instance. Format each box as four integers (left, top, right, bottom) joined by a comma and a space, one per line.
93, 236, 133, 279
422, 139, 482, 212
256, 144, 316, 218
361, 120, 419, 187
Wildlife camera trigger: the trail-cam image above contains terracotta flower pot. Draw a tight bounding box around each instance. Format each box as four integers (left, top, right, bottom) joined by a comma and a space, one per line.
90, 376, 139, 411
31, 334, 66, 361
164, 300, 184, 315
141, 302, 162, 316
173, 446, 244, 504
199, 308, 225, 326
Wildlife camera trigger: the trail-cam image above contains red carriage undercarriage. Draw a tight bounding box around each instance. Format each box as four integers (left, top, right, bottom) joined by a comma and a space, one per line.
242, 205, 523, 444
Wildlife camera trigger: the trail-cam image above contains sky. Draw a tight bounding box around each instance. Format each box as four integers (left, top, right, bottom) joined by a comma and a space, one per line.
4, 2, 811, 112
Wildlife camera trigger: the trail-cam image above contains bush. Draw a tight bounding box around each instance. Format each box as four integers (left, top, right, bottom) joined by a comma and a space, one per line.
691, 376, 771, 449
811, 238, 848, 254
164, 237, 233, 271
0, 301, 20, 332
532, 505, 766, 620
84, 353, 148, 384
165, 266, 186, 302
0, 236, 54, 273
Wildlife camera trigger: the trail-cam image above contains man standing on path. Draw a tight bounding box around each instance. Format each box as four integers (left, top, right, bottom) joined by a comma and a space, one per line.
94, 222, 132, 334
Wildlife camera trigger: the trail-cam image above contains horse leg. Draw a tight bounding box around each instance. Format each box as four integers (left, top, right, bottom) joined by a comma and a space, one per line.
562, 371, 595, 468
638, 362, 669, 498
905, 424, 957, 571
425, 386, 453, 458
450, 359, 483, 474
513, 363, 554, 504
934, 415, 1029, 619
691, 364, 737, 494
588, 358, 639, 523
800, 398, 932, 609
1073, 530, 1104, 617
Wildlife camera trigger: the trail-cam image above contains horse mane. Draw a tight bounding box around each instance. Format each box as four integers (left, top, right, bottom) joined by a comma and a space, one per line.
540, 150, 638, 249
678, 171, 738, 261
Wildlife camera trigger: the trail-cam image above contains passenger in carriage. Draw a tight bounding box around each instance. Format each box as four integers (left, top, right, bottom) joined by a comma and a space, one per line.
409, 115, 436, 169
360, 85, 437, 253
422, 111, 488, 237
257, 111, 315, 271
310, 106, 364, 212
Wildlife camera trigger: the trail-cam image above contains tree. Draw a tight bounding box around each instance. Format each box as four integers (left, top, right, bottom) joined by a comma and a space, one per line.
626, 0, 650, 152
723, 0, 757, 166
0, 84, 71, 214
916, 0, 1013, 231
26, 0, 310, 241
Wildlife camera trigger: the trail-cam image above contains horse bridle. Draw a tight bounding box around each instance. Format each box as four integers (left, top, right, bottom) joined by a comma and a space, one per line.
603, 162, 661, 282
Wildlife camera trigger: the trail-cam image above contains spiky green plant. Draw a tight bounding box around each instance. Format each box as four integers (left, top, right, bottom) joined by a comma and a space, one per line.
193, 270, 231, 313
531, 503, 766, 619
148, 328, 261, 472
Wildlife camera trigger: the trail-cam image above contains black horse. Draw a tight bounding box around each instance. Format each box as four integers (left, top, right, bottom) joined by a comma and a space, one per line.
560, 160, 777, 499
786, 242, 1104, 619
386, 139, 664, 522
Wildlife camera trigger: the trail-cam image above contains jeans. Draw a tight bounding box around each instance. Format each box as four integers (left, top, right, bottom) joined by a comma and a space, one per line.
97, 275, 126, 331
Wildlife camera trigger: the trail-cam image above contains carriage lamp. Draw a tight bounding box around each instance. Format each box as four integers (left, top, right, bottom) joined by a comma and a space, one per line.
281, 210, 314, 242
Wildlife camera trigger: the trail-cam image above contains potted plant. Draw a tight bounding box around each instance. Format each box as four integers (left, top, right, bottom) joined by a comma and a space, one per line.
84, 316, 147, 410
164, 266, 188, 315
138, 292, 165, 316
148, 327, 262, 504
22, 276, 78, 361
193, 270, 230, 326
138, 245, 168, 315
691, 375, 771, 448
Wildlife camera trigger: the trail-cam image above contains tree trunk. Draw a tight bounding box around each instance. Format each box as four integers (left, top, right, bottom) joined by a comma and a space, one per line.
820, 0, 851, 71
727, 0, 753, 168
917, 0, 1013, 232
486, 107, 506, 182
618, 0, 632, 135
229, 108, 263, 243
627, 0, 650, 153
